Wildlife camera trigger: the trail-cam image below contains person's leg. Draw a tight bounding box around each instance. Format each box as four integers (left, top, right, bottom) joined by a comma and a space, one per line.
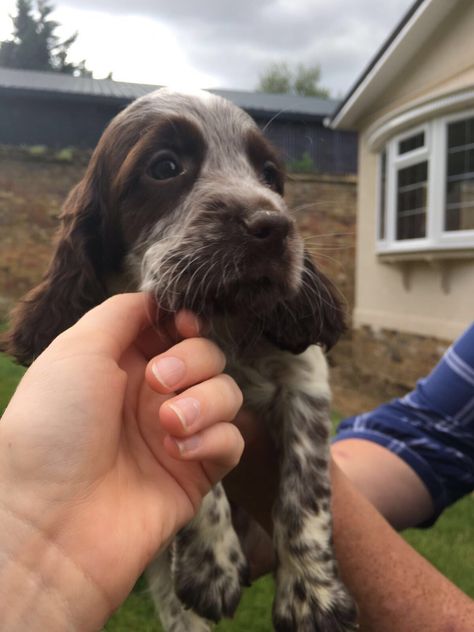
331, 438, 434, 530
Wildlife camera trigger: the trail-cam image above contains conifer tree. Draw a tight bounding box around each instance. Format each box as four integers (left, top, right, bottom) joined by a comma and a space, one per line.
0, 0, 91, 76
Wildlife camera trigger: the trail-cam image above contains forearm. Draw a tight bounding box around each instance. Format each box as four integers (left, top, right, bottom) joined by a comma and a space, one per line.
0, 503, 111, 631
330, 461, 474, 632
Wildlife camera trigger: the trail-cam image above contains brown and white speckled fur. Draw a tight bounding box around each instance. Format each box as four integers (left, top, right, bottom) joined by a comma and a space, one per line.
6, 88, 357, 631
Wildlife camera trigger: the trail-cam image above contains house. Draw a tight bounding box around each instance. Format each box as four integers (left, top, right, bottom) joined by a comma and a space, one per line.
331, 0, 474, 342
0, 67, 357, 174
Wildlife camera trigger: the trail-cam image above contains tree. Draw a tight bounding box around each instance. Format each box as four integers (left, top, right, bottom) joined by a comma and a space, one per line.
293, 63, 330, 98
258, 62, 330, 98
258, 62, 292, 95
0, 0, 91, 76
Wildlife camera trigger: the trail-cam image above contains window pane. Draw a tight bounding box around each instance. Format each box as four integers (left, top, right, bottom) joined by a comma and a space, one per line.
398, 132, 425, 155
448, 118, 474, 148
446, 178, 474, 230
445, 116, 474, 231
396, 161, 428, 240
447, 148, 468, 177
379, 150, 386, 239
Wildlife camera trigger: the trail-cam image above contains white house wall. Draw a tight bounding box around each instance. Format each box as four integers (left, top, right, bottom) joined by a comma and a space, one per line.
354, 0, 474, 340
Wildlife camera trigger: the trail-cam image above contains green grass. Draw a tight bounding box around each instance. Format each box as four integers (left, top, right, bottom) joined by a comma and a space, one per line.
105, 574, 275, 632
1, 353, 473, 630
0, 349, 25, 416
104, 576, 162, 632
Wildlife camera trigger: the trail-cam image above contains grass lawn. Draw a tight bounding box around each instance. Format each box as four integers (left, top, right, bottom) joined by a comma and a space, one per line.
0, 347, 25, 416
1, 351, 472, 630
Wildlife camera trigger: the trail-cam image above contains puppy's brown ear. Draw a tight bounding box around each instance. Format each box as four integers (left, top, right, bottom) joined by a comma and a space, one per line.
263, 252, 346, 354
5, 176, 110, 366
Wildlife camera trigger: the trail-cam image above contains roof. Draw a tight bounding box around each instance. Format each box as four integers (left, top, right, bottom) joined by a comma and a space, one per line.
0, 67, 157, 101
0, 66, 339, 121
212, 88, 338, 118
330, 0, 460, 129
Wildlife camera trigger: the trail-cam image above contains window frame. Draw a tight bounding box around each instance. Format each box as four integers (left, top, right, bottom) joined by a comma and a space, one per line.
376, 109, 474, 254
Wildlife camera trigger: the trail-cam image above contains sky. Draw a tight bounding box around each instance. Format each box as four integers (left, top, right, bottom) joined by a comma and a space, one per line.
0, 0, 414, 97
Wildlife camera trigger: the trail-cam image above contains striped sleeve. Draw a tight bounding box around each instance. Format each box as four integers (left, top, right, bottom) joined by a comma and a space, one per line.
416, 322, 474, 424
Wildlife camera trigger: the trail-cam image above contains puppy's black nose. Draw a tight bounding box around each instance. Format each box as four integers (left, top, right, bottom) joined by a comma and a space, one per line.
243, 211, 292, 243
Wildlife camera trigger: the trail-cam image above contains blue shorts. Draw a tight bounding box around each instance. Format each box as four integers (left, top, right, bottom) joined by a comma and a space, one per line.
333, 322, 474, 526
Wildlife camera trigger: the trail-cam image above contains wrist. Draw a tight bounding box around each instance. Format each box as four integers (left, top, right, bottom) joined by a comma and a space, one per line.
0, 501, 112, 631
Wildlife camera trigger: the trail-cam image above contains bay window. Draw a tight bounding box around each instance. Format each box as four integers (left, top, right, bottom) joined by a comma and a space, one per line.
377, 110, 474, 253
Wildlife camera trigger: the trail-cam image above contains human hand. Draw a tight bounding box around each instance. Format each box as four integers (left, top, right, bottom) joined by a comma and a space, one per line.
0, 293, 243, 628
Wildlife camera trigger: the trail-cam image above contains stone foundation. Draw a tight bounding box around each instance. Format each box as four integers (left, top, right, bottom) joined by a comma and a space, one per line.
352, 325, 448, 389
329, 325, 450, 417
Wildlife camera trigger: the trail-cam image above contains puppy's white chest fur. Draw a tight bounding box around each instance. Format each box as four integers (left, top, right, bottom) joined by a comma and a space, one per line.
223, 342, 331, 414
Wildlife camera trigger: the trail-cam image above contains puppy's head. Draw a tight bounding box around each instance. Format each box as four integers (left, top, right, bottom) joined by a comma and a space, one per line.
6, 88, 345, 364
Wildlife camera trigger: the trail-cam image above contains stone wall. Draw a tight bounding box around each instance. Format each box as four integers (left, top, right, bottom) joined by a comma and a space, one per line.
328, 326, 450, 417
353, 326, 448, 388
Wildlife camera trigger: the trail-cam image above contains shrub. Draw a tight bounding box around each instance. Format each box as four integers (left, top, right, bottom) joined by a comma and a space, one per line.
288, 151, 315, 173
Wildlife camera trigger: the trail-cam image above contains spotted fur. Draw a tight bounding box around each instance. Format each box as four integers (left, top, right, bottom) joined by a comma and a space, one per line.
6, 88, 357, 631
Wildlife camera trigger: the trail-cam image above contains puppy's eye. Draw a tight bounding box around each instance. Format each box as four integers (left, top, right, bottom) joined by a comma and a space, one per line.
262, 161, 280, 189
149, 152, 184, 181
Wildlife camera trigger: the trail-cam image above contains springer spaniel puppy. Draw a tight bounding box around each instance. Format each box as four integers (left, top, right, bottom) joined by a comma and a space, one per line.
7, 89, 358, 632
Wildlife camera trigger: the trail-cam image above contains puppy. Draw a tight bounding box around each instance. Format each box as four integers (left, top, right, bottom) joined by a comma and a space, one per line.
7, 88, 358, 632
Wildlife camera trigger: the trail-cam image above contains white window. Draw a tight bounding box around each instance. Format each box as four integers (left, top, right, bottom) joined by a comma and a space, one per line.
377, 110, 474, 253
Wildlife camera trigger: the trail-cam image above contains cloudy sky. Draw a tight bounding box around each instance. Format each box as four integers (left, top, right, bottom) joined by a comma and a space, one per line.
0, 0, 414, 97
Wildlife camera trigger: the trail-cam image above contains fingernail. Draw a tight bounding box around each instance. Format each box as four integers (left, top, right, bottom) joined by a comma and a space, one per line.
174, 434, 201, 454
168, 398, 200, 431
152, 357, 186, 389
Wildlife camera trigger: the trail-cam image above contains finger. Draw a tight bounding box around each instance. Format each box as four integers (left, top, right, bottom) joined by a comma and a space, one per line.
174, 310, 204, 339
163, 422, 244, 484
146, 338, 226, 394
60, 293, 204, 363
133, 325, 174, 361
159, 374, 243, 437
61, 293, 156, 361
135, 310, 203, 361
